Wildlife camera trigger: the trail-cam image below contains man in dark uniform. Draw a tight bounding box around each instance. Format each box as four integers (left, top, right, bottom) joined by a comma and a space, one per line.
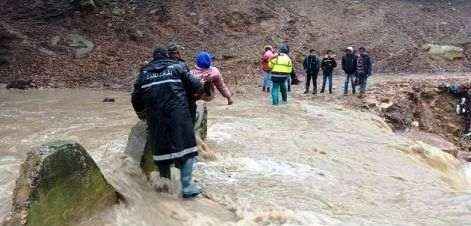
303, 49, 321, 94
132, 47, 203, 198
167, 43, 198, 122
320, 50, 337, 94
167, 43, 189, 70
455, 87, 471, 137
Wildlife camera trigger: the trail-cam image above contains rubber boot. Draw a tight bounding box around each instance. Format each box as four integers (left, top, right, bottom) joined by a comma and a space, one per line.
157, 162, 171, 179
180, 157, 201, 198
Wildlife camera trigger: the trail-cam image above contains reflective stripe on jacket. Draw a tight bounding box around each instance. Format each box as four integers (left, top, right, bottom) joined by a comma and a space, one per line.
269, 53, 293, 75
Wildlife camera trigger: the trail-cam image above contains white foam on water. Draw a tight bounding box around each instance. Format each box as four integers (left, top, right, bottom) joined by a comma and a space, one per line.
2, 89, 471, 226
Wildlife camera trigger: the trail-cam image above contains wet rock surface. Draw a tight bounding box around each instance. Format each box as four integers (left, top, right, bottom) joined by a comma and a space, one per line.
102, 97, 115, 102
6, 80, 37, 90
338, 75, 471, 161
4, 141, 118, 226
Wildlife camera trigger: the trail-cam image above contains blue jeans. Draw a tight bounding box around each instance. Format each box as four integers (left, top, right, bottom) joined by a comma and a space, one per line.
358, 73, 368, 94
321, 71, 333, 94
262, 71, 272, 89
344, 73, 356, 95
271, 76, 288, 105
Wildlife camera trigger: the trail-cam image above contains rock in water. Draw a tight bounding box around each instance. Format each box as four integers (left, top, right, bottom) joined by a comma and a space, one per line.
6, 80, 36, 90
4, 141, 118, 226
102, 97, 115, 102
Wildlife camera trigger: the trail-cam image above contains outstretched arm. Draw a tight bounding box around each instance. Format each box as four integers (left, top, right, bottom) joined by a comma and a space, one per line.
212, 68, 232, 98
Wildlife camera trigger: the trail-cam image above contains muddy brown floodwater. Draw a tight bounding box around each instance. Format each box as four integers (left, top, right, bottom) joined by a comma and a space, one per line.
0, 77, 470, 225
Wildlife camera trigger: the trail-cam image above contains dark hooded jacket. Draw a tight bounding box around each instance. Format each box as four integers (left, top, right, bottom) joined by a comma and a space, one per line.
341, 53, 357, 74
132, 58, 203, 163
169, 57, 198, 122
357, 53, 372, 76
303, 55, 320, 74
321, 56, 337, 74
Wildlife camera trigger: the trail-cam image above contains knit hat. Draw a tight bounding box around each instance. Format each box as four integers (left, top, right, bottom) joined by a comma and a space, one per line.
167, 43, 181, 54
153, 47, 168, 59
196, 51, 212, 69
279, 45, 289, 54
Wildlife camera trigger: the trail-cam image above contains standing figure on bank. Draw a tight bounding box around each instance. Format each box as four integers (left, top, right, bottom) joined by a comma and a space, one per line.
356, 47, 372, 98
269, 46, 293, 105
303, 49, 321, 94
320, 50, 337, 94
261, 45, 275, 93
342, 47, 357, 95
455, 87, 471, 137
132, 47, 204, 198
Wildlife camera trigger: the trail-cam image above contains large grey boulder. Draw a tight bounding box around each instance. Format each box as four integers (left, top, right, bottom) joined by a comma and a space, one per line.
423, 44, 464, 61
4, 141, 118, 226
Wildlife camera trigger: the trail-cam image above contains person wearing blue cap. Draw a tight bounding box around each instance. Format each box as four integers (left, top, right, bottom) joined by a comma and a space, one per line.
191, 51, 233, 105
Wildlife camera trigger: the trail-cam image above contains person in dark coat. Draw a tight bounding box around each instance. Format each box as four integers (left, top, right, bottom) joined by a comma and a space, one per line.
453, 87, 471, 137
356, 47, 372, 98
303, 49, 321, 94
462, 92, 471, 137
320, 50, 337, 94
341, 47, 357, 95
168, 43, 189, 71
167, 43, 199, 123
132, 47, 204, 198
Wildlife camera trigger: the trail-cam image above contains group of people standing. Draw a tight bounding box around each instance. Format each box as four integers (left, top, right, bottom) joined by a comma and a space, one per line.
131, 43, 373, 198
261, 45, 373, 105
131, 44, 233, 198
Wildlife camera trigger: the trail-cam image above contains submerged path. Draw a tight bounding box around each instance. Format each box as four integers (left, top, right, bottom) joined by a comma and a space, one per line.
1, 74, 470, 225
198, 91, 470, 225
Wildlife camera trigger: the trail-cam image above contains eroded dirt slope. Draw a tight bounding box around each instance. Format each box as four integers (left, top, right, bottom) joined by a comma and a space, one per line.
1, 0, 471, 88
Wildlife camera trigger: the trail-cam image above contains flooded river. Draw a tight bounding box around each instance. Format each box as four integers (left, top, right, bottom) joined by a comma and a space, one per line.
0, 86, 470, 225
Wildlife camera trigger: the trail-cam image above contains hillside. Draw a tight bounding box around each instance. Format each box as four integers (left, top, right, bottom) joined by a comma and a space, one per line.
0, 0, 470, 88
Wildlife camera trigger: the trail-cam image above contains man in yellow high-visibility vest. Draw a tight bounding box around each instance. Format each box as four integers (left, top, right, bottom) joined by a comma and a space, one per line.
268, 46, 293, 105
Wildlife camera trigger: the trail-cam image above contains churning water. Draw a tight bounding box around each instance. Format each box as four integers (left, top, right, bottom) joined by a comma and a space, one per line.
0, 87, 470, 225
